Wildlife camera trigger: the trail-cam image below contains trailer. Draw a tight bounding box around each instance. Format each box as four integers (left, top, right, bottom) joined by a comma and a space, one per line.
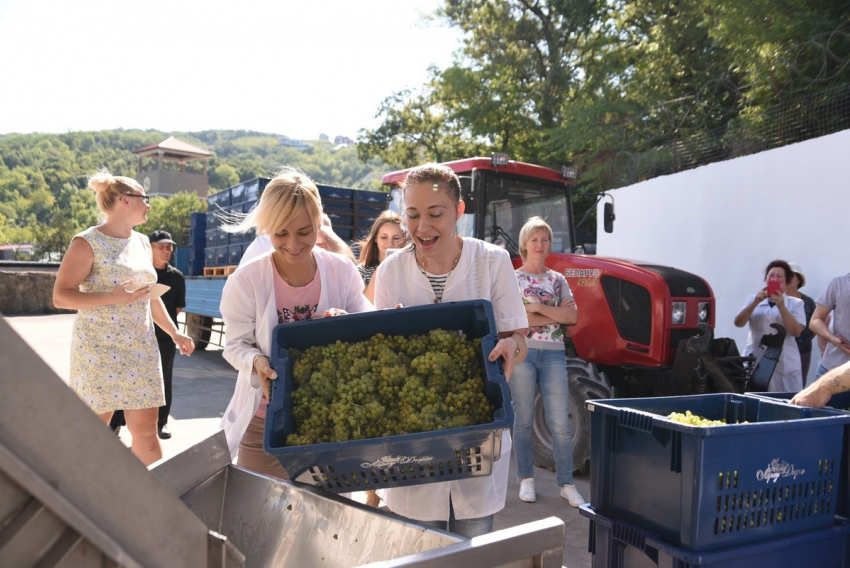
181, 180, 390, 348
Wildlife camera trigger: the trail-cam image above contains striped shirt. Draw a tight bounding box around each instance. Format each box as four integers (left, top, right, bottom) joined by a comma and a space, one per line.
418, 265, 450, 303
815, 273, 850, 370
357, 264, 376, 287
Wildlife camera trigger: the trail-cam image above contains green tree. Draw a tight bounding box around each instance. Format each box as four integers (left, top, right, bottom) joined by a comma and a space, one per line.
137, 192, 208, 246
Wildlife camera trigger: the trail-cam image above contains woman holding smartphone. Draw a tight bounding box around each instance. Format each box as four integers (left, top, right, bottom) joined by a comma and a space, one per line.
734, 260, 806, 392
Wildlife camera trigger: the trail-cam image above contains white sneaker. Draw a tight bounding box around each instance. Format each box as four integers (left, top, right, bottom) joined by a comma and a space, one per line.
519, 478, 537, 503
560, 484, 586, 507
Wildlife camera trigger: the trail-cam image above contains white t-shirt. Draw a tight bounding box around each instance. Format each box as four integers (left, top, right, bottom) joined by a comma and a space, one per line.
373, 237, 528, 522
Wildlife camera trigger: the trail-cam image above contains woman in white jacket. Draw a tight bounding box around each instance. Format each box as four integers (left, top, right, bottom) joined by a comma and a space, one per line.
219, 166, 373, 477
372, 163, 528, 538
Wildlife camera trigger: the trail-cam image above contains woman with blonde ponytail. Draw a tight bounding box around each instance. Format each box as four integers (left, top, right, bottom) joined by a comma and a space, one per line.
53, 168, 195, 466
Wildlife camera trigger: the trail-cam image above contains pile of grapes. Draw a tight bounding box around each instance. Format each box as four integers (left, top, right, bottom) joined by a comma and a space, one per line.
667, 411, 730, 426
285, 328, 496, 446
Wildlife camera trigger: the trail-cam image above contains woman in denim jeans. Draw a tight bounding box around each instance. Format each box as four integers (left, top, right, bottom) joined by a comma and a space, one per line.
511, 216, 586, 507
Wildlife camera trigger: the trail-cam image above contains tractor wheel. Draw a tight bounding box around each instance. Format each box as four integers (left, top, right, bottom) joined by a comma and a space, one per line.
532, 357, 612, 476
185, 313, 212, 351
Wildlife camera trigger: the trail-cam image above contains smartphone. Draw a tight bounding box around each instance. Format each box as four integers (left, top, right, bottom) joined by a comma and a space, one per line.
766, 274, 784, 296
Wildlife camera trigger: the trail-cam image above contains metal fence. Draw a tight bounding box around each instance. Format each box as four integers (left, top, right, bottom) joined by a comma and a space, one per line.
599, 24, 850, 190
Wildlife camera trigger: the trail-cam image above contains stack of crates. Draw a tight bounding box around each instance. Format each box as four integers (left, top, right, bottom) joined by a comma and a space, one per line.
202, 179, 387, 273
580, 393, 850, 567
203, 178, 270, 272
317, 184, 389, 242
186, 212, 206, 276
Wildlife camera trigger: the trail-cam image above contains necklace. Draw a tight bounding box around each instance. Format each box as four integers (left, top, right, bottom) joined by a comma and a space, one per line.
273, 252, 316, 287
415, 237, 463, 303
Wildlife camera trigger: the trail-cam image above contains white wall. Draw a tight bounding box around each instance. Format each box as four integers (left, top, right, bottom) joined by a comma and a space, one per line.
596, 129, 850, 382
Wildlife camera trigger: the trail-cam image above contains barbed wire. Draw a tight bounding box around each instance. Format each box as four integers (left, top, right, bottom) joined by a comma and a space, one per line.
599, 21, 850, 189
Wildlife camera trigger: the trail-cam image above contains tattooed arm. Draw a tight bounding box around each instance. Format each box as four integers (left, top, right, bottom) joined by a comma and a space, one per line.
791, 360, 850, 408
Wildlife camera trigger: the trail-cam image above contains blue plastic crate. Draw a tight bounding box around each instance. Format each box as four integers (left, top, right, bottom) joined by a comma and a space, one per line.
326, 212, 354, 227
242, 199, 258, 214
208, 188, 231, 207
332, 227, 353, 241
356, 189, 388, 205
204, 248, 215, 267
357, 204, 385, 215
230, 183, 245, 205
318, 184, 355, 213
318, 184, 353, 202
748, 392, 850, 519
356, 214, 379, 229
205, 229, 217, 248
243, 179, 262, 202
215, 247, 228, 267
588, 393, 850, 551
264, 300, 513, 492
215, 230, 229, 247
190, 211, 207, 230
205, 212, 219, 229
580, 504, 850, 568
228, 244, 243, 266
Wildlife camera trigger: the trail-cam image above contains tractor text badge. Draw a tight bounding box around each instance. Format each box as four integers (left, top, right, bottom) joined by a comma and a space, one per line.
565, 268, 601, 287
362, 455, 434, 469
756, 458, 805, 484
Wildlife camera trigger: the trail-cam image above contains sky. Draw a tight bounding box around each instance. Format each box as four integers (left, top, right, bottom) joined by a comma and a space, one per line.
0, 0, 462, 141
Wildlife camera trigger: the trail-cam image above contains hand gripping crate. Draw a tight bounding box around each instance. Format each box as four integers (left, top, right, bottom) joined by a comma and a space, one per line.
264, 300, 513, 492
588, 393, 850, 552
580, 504, 850, 568
747, 391, 850, 518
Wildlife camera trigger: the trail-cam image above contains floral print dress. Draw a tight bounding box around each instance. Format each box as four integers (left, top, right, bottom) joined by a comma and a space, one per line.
69, 227, 164, 414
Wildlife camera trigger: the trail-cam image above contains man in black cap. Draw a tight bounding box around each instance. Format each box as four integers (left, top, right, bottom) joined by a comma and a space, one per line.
110, 230, 186, 439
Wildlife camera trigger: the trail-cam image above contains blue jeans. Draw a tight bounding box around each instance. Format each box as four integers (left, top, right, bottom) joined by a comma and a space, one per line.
510, 348, 574, 487
816, 362, 830, 380
417, 499, 494, 538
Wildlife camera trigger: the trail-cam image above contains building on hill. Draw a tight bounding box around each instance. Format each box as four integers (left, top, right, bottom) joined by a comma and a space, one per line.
319, 133, 329, 142
334, 135, 353, 146
133, 136, 212, 199
278, 136, 313, 150
0, 243, 37, 261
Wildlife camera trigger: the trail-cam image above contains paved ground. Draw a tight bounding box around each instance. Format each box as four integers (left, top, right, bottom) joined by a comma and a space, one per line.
5, 313, 592, 568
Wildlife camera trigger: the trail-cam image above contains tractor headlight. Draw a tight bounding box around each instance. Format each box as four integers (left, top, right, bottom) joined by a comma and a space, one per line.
698, 302, 710, 323
671, 302, 686, 325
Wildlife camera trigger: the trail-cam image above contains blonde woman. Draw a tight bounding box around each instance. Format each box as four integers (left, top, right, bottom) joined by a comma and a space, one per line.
511, 217, 585, 507
219, 166, 373, 477
53, 169, 195, 466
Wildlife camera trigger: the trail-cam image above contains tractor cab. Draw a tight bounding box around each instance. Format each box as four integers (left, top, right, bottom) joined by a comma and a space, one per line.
383, 155, 578, 259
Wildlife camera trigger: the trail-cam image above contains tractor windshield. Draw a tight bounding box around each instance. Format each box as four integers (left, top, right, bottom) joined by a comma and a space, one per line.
458, 171, 573, 256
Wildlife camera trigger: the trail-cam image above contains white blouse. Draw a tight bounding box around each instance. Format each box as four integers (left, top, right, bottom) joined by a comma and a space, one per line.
373, 237, 528, 521
741, 294, 806, 393
219, 247, 374, 459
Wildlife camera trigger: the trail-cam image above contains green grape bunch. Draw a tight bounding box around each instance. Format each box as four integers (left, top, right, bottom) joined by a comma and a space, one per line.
284, 329, 497, 446
667, 410, 729, 426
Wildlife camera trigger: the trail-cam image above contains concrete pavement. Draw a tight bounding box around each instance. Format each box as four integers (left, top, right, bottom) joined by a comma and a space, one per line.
4, 312, 592, 568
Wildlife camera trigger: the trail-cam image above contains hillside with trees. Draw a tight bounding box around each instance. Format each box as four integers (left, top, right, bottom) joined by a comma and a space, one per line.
0, 130, 389, 259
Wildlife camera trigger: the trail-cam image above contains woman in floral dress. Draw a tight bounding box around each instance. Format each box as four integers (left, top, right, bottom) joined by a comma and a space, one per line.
53, 169, 195, 465
510, 216, 586, 507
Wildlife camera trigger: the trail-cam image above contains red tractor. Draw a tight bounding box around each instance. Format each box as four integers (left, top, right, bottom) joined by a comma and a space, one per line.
382, 156, 767, 474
